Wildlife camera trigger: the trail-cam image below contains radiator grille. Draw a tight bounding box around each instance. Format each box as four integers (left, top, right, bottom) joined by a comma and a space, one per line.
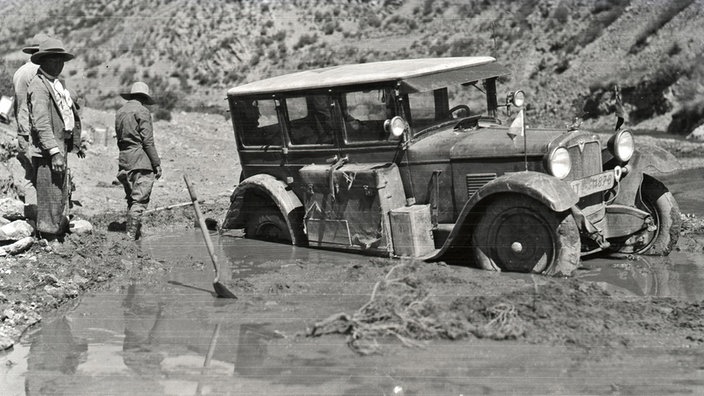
466, 173, 496, 198
567, 141, 602, 180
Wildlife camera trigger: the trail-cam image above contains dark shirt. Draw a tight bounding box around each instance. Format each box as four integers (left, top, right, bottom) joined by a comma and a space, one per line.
115, 100, 161, 171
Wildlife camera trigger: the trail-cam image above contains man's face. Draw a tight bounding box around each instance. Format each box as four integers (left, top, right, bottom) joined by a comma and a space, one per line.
40, 56, 65, 77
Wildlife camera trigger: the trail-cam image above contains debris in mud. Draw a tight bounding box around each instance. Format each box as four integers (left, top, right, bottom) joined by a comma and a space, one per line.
306, 260, 704, 355
307, 263, 524, 355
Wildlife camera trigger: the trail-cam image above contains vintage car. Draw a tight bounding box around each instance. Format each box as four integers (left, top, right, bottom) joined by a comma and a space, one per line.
222, 57, 681, 276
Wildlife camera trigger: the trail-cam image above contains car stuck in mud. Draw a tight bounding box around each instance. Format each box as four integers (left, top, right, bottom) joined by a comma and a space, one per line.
222, 57, 681, 276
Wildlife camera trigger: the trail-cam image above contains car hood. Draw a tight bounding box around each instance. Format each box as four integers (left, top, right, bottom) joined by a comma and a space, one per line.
407, 125, 569, 162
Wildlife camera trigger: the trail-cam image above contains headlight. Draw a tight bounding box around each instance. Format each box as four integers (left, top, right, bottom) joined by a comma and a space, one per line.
509, 90, 525, 107
548, 147, 571, 179
384, 116, 408, 137
608, 129, 635, 162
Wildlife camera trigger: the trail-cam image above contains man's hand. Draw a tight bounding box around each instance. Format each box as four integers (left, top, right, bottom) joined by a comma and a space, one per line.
51, 152, 65, 172
154, 166, 162, 180
76, 150, 86, 159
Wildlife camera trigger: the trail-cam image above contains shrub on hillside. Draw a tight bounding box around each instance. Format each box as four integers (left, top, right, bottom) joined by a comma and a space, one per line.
628, 0, 695, 55
293, 33, 318, 50
0, 59, 23, 97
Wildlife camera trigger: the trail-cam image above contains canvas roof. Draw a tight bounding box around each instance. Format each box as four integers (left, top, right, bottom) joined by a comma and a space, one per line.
226, 57, 510, 97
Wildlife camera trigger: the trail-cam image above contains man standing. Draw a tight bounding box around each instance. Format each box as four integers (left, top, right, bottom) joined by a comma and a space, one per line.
27, 38, 83, 240
12, 33, 50, 204
115, 82, 162, 239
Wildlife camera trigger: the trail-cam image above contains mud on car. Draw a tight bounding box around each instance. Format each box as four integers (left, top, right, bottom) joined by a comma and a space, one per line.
222, 57, 681, 276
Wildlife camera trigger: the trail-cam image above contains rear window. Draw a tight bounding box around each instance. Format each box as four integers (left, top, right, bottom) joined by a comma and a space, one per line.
233, 99, 281, 147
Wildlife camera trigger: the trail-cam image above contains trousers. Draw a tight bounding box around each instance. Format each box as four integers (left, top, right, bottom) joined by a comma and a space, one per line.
117, 169, 155, 236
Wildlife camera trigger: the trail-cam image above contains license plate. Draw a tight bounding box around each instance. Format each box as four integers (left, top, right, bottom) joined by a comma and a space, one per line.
570, 171, 615, 197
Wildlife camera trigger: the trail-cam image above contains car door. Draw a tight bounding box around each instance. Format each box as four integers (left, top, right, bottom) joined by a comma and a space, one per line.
337, 89, 401, 164
281, 94, 341, 197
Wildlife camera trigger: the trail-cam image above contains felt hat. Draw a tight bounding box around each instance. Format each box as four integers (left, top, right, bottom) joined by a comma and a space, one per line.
120, 82, 155, 105
30, 38, 74, 63
22, 33, 51, 54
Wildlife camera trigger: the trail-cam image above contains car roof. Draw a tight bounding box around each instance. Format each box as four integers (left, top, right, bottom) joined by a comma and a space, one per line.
227, 57, 510, 97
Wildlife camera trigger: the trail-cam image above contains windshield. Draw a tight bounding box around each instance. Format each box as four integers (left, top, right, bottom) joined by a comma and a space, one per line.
406, 79, 494, 134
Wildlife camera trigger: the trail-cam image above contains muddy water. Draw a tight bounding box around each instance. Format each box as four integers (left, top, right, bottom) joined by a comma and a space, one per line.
2, 232, 703, 395
660, 167, 704, 217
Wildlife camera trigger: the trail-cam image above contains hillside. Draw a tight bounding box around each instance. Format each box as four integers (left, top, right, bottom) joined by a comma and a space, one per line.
1, 0, 703, 134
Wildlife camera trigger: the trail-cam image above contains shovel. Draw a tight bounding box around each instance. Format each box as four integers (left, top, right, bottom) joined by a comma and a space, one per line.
184, 174, 237, 299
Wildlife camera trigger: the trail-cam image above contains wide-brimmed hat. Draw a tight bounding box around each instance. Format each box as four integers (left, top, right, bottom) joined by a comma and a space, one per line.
30, 38, 74, 63
22, 33, 51, 54
120, 82, 155, 105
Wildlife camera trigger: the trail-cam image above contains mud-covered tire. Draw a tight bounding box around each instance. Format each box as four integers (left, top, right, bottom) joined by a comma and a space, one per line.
610, 177, 681, 256
245, 205, 292, 243
471, 195, 580, 276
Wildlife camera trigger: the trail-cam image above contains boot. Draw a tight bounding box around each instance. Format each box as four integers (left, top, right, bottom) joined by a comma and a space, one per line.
126, 214, 138, 240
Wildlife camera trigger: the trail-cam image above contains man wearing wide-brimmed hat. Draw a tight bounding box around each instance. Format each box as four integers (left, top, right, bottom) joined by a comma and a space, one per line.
115, 81, 162, 239
27, 37, 84, 240
11, 33, 51, 204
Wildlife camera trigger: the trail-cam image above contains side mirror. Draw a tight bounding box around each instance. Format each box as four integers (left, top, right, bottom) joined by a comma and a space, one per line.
384, 116, 409, 138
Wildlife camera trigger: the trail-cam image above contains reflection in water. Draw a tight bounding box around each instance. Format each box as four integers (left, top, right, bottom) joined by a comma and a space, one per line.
234, 324, 278, 377
25, 317, 88, 394
579, 253, 704, 300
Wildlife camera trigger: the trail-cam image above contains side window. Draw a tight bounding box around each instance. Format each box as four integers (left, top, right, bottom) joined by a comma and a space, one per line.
233, 99, 281, 147
343, 90, 397, 143
287, 95, 334, 145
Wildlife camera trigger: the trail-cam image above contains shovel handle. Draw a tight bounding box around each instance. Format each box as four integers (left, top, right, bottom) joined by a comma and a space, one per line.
183, 174, 221, 281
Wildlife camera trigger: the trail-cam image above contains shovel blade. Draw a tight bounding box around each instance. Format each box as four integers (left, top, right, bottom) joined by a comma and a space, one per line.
214, 281, 237, 299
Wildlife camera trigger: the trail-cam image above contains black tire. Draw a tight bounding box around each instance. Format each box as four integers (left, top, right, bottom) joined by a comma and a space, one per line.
245, 205, 292, 243
609, 177, 681, 255
471, 195, 580, 276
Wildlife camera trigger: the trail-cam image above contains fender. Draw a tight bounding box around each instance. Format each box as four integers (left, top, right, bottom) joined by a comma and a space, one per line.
425, 171, 579, 260
222, 174, 304, 240
612, 143, 681, 206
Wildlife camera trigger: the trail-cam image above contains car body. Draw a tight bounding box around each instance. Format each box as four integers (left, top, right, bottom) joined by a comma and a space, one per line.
223, 57, 681, 276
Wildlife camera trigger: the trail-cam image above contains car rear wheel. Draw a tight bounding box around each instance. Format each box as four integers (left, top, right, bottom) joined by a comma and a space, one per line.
471, 195, 580, 276
609, 177, 681, 255
245, 205, 292, 243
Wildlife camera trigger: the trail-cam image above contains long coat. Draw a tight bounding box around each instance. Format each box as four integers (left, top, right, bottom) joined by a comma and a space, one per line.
27, 71, 81, 159
26, 70, 81, 235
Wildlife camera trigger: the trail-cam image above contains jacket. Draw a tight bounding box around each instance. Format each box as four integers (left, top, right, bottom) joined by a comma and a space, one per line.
115, 100, 161, 172
12, 60, 40, 136
27, 71, 81, 158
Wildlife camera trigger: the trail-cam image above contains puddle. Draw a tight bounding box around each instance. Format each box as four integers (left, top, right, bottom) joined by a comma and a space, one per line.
659, 167, 704, 217
2, 232, 703, 395
577, 252, 704, 301
139, 230, 363, 278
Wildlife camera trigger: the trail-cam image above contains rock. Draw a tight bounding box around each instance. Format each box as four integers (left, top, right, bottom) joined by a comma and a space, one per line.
72, 274, 89, 287
0, 220, 33, 241
44, 285, 64, 298
0, 236, 34, 256
0, 163, 20, 199
686, 124, 704, 141
0, 198, 25, 221
0, 335, 13, 351
69, 219, 93, 235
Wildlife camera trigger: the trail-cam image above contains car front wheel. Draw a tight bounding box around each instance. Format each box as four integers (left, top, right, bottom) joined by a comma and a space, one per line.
471, 195, 580, 276
609, 176, 681, 255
